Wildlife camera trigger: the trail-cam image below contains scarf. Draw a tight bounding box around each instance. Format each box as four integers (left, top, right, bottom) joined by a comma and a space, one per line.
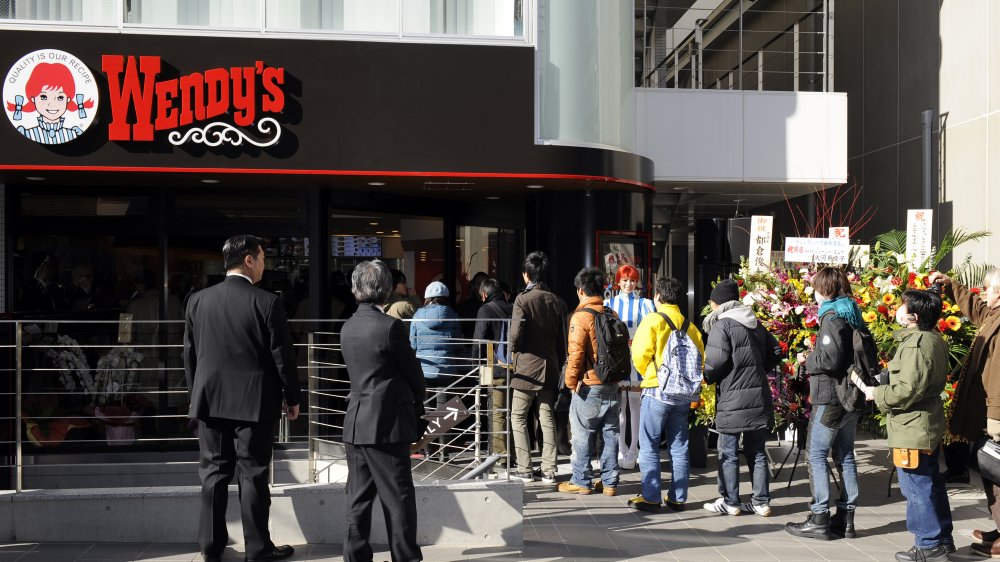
818, 295, 864, 329
702, 299, 742, 334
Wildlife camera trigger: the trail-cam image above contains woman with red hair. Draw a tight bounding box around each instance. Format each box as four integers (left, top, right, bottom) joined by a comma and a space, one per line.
7, 62, 93, 145
604, 264, 654, 469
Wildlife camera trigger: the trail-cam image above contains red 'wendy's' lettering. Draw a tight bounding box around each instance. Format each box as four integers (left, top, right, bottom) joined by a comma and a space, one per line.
101, 55, 287, 142
102, 55, 160, 141
262, 66, 284, 113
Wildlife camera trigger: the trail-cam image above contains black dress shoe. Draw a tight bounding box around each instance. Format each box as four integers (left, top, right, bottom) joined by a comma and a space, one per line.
246, 544, 294, 562
203, 556, 221, 562
893, 544, 951, 562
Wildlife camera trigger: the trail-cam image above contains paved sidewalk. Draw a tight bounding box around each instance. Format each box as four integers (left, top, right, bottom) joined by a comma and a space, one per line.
0, 435, 990, 561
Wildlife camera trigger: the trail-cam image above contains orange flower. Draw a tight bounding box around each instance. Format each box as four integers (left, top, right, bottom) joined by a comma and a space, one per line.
882, 293, 896, 305
945, 316, 962, 331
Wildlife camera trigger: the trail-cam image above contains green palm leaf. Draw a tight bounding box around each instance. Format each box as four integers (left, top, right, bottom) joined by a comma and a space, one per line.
874, 230, 907, 255
930, 228, 991, 270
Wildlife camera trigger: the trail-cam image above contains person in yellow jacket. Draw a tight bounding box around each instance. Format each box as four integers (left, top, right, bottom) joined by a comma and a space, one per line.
626, 277, 705, 512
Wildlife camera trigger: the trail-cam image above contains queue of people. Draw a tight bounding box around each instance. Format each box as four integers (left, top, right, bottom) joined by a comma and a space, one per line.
184, 237, 979, 562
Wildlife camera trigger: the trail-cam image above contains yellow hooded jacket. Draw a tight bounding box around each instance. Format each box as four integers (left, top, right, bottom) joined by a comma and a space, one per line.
631, 303, 705, 388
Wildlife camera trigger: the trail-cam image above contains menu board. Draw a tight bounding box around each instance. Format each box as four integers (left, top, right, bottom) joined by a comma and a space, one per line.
331, 235, 381, 257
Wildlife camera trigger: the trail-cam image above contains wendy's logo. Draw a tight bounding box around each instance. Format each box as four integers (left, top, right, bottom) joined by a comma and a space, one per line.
4, 49, 99, 145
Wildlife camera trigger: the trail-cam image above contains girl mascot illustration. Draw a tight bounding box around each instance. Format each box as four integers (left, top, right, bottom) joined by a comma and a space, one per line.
7, 62, 93, 145
604, 264, 655, 470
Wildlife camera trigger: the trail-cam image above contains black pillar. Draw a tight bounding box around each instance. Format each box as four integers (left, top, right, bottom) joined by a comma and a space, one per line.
526, 189, 651, 305
307, 188, 329, 321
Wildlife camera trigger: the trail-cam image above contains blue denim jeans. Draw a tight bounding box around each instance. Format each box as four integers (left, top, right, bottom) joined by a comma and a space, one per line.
807, 404, 860, 514
569, 384, 620, 489
637, 395, 690, 503
897, 448, 954, 549
717, 428, 770, 507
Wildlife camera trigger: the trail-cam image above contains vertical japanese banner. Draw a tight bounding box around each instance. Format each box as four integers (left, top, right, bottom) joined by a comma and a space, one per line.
906, 209, 933, 270
748, 215, 774, 273
829, 227, 850, 240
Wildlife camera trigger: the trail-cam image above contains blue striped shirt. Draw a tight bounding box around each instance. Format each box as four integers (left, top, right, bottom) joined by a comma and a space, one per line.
17, 118, 82, 145
604, 292, 655, 337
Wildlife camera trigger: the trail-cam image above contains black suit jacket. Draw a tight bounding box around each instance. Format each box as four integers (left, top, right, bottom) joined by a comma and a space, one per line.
341, 304, 426, 445
183, 275, 301, 422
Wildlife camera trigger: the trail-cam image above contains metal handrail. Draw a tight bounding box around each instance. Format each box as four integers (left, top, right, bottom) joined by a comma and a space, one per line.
641, 0, 831, 92
0, 317, 514, 491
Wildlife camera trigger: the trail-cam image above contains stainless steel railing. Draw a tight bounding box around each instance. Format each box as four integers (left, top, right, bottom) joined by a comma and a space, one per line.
0, 316, 512, 491
639, 0, 833, 92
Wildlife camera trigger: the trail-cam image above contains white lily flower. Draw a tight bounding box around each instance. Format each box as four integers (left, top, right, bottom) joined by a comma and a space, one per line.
742, 294, 756, 306
873, 276, 896, 294
804, 286, 814, 295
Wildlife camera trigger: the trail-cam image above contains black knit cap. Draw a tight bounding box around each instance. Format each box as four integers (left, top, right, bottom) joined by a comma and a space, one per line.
710, 279, 739, 305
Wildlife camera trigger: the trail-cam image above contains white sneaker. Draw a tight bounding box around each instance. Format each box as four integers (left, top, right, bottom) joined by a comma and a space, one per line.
703, 497, 741, 515
620, 450, 638, 470
740, 502, 772, 517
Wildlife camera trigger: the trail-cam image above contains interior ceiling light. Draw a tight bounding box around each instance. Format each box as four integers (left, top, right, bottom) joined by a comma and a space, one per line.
673, 186, 687, 191
201, 179, 221, 184
423, 181, 474, 192
376, 231, 384, 234
526, 184, 544, 189
25, 176, 46, 181
369, 222, 379, 226
368, 181, 386, 186
485, 196, 500, 200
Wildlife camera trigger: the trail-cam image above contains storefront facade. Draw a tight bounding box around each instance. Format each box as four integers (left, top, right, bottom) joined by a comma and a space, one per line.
0, 26, 651, 461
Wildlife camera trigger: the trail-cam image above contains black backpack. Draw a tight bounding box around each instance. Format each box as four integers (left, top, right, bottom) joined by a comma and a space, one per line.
576, 307, 631, 384
832, 315, 881, 412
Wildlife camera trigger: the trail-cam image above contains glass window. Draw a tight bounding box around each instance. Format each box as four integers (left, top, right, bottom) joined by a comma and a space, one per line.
536, 0, 634, 150
455, 224, 518, 307
402, 0, 523, 38
328, 210, 442, 313
13, 234, 178, 451
0, 0, 117, 25
126, 0, 260, 28
266, 0, 398, 34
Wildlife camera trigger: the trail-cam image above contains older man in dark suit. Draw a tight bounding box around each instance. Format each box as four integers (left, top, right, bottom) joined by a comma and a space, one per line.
341, 259, 425, 562
184, 235, 300, 562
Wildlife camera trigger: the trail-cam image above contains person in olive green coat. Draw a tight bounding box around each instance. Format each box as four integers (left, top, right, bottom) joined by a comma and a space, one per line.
863, 289, 954, 562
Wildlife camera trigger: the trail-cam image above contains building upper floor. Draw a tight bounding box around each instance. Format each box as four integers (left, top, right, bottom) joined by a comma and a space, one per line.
0, 0, 529, 44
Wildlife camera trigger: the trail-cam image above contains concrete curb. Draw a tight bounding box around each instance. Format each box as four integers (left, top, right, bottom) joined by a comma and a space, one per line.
0, 481, 523, 546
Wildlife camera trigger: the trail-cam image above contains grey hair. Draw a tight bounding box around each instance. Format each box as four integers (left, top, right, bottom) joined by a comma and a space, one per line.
985, 267, 1000, 291
351, 260, 393, 305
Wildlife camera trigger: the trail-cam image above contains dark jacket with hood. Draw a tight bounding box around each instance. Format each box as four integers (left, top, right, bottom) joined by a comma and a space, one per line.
703, 303, 783, 433
805, 310, 854, 407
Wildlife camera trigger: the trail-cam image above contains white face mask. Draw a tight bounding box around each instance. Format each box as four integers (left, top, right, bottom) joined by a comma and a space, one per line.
895, 305, 916, 327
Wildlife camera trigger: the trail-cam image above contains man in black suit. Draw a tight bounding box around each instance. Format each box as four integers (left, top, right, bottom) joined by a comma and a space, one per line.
184, 235, 300, 562
341, 259, 425, 562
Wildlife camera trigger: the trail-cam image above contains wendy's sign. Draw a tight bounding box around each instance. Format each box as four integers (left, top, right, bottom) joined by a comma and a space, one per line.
4, 49, 99, 145
101, 55, 286, 147
4, 49, 287, 148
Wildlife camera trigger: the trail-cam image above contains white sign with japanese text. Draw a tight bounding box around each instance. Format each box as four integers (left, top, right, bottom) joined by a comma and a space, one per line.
906, 209, 933, 270
748, 215, 774, 273
784, 237, 850, 264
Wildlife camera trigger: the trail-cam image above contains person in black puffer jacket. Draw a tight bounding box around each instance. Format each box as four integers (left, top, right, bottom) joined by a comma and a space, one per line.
702, 279, 783, 517
785, 267, 864, 542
